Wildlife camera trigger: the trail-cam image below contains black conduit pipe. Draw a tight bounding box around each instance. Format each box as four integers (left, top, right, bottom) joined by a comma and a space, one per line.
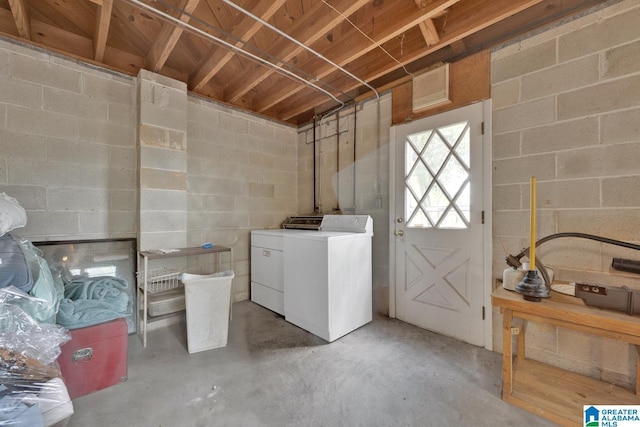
313, 117, 318, 214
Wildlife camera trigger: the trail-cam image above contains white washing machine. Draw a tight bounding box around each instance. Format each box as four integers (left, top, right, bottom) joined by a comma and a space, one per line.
283, 215, 373, 342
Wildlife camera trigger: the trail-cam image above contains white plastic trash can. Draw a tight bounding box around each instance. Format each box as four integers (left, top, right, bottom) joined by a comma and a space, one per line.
179, 270, 234, 354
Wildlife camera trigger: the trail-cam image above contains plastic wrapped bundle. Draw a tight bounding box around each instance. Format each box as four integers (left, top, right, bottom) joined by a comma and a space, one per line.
0, 303, 73, 426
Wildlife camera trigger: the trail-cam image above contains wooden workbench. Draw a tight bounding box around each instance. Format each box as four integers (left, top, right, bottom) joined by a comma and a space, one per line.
492, 287, 640, 426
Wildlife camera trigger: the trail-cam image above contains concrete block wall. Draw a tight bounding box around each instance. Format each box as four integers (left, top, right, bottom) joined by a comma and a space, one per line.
137, 70, 188, 252
0, 38, 137, 241
188, 97, 298, 302
297, 94, 392, 314
491, 0, 640, 388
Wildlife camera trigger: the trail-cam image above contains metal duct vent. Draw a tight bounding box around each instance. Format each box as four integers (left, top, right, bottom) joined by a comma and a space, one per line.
412, 63, 450, 111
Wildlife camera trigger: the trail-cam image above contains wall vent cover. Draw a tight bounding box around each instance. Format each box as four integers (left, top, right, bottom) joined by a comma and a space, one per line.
412, 63, 450, 111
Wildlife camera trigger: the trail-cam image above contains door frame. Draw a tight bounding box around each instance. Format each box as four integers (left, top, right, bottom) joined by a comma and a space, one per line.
388, 100, 493, 350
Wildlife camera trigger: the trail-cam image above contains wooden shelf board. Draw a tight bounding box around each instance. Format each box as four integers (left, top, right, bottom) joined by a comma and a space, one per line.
508, 358, 639, 426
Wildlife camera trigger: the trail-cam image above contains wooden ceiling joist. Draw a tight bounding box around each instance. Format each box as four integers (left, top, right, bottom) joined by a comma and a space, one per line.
8, 0, 31, 40
93, 0, 113, 62
276, 0, 547, 121
146, 0, 201, 72
223, 0, 370, 104
0, 0, 607, 125
189, 0, 287, 92
252, 0, 460, 114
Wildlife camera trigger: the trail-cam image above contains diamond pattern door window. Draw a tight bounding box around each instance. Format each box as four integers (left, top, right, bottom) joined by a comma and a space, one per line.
405, 121, 470, 229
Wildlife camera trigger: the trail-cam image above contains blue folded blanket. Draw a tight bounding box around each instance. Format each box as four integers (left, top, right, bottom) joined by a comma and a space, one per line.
56, 276, 129, 330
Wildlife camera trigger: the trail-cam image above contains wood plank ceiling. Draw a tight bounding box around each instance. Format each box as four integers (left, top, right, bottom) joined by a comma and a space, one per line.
0, 0, 609, 126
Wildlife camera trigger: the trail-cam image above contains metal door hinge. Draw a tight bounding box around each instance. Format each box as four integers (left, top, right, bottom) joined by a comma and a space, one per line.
481, 211, 485, 224
481, 121, 485, 135
482, 306, 485, 320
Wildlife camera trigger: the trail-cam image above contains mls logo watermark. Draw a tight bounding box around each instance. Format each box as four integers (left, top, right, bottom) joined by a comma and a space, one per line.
584, 405, 640, 426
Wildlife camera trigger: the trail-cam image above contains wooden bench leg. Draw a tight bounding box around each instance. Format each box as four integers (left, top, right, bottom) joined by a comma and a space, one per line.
502, 308, 514, 397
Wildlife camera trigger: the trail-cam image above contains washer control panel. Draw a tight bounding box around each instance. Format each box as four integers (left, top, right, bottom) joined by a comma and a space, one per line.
319, 215, 372, 233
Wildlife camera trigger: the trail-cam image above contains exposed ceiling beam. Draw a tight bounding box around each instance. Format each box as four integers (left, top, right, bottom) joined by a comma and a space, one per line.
146, 0, 201, 72
223, 0, 370, 103
418, 19, 439, 46
8, 0, 31, 40
276, 0, 546, 121
414, 0, 440, 46
189, 0, 287, 92
253, 0, 459, 114
94, 0, 113, 62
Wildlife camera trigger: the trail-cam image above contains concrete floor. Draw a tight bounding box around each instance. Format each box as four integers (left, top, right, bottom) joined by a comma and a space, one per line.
67, 301, 554, 427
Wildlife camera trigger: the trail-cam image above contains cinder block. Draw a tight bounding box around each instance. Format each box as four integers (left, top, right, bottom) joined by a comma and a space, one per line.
535, 235, 602, 271
522, 117, 599, 154
558, 74, 640, 120
262, 139, 286, 157
138, 231, 187, 252
492, 210, 556, 239
139, 103, 187, 132
491, 40, 557, 84
109, 167, 136, 190
0, 185, 46, 209
491, 78, 520, 109
602, 176, 640, 207
48, 188, 109, 211
140, 189, 186, 211
43, 87, 108, 120
108, 103, 136, 127
557, 209, 640, 241
80, 121, 134, 146
521, 55, 599, 101
492, 153, 556, 185
249, 151, 274, 169
138, 69, 186, 91
249, 121, 274, 139
559, 6, 640, 62
492, 97, 556, 134
524, 322, 558, 353
21, 211, 80, 237
7, 105, 78, 139
83, 74, 133, 105
492, 184, 522, 210
217, 146, 249, 165
202, 194, 235, 212
601, 108, 640, 144
8, 159, 74, 187
249, 183, 274, 198
0, 76, 42, 108
11, 54, 81, 93
139, 168, 187, 191
533, 179, 600, 209
140, 211, 187, 232
48, 140, 110, 167
211, 212, 248, 229
109, 190, 136, 211
218, 112, 248, 134
0, 48, 8, 76
603, 39, 640, 79
110, 147, 136, 170
557, 142, 640, 179
0, 129, 48, 160
140, 146, 187, 172
492, 131, 521, 160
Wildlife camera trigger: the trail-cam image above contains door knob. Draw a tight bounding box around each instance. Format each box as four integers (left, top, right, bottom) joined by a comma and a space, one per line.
394, 229, 404, 236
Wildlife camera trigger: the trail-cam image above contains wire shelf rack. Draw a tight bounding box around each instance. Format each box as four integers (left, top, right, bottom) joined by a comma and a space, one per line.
136, 268, 182, 294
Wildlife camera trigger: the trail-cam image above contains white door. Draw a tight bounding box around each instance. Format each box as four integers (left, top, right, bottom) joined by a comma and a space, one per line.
391, 102, 486, 346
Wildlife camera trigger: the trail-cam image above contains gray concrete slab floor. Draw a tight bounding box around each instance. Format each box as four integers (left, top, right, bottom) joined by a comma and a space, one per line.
66, 301, 554, 426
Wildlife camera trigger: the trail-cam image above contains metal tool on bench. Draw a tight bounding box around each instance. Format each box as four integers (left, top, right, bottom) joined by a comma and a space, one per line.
505, 232, 640, 314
